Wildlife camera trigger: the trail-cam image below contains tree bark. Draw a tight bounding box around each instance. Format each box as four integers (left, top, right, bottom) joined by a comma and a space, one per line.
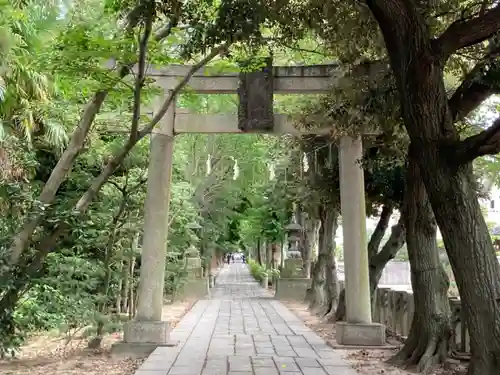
389, 153, 451, 373
116, 258, 125, 314
306, 206, 339, 318
8, 92, 107, 265
367, 3, 500, 373
128, 255, 136, 319
266, 242, 273, 269
303, 215, 320, 279
335, 213, 406, 321
256, 238, 263, 265
368, 204, 393, 259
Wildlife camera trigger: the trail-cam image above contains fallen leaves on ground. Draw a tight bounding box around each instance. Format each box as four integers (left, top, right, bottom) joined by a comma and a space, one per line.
282, 300, 466, 375
0, 300, 195, 375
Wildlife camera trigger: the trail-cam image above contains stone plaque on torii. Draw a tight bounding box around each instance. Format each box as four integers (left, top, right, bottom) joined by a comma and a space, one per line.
117, 59, 385, 354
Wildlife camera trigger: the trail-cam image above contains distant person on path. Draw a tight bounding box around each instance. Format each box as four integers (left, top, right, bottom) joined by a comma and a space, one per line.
231, 253, 235, 263
226, 253, 231, 264
242, 254, 246, 263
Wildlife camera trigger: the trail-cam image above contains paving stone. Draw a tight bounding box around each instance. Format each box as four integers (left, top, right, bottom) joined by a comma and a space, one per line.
323, 365, 358, 375
256, 347, 275, 355
295, 358, 321, 368
252, 357, 275, 367
293, 348, 317, 358
133, 263, 360, 375
301, 367, 327, 375
140, 358, 173, 370
317, 357, 348, 366
169, 366, 202, 375
273, 359, 299, 372
254, 368, 279, 375
254, 341, 273, 348
201, 369, 226, 375
275, 350, 296, 357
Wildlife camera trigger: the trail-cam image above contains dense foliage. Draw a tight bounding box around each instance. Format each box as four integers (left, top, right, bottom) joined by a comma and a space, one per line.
2, 1, 500, 374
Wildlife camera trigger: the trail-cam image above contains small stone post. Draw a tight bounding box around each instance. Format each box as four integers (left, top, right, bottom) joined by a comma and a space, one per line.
336, 135, 385, 346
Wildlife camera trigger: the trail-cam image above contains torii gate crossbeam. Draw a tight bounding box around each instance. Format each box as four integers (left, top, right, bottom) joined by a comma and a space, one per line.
119, 63, 385, 353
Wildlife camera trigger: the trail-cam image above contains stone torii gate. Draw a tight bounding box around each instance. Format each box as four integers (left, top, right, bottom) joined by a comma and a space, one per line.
118, 63, 385, 353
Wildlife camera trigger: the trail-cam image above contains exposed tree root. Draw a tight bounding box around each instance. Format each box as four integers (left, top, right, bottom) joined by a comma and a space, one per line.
389, 318, 450, 374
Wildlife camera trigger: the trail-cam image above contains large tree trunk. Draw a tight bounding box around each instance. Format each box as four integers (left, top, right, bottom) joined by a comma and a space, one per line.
302, 215, 320, 279
306, 206, 339, 318
256, 238, 263, 265
367, 3, 500, 373
266, 242, 273, 269
389, 153, 451, 373
8, 92, 107, 265
335, 213, 406, 321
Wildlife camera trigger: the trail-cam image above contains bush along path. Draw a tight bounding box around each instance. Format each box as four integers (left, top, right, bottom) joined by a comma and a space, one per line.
0, 300, 195, 375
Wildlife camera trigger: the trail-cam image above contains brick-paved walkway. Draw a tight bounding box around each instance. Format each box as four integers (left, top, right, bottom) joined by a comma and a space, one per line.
134, 263, 357, 375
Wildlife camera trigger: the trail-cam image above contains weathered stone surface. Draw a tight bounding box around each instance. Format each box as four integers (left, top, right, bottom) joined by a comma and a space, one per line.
111, 320, 177, 358
131, 263, 359, 375
123, 320, 170, 344
174, 277, 209, 301
238, 57, 274, 132
336, 322, 386, 346
275, 278, 310, 301
281, 259, 304, 278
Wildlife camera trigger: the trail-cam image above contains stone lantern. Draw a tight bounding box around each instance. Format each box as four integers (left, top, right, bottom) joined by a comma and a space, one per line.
275, 217, 310, 301
285, 222, 303, 258
174, 238, 208, 301
184, 244, 203, 281
186, 221, 203, 275
282, 220, 304, 277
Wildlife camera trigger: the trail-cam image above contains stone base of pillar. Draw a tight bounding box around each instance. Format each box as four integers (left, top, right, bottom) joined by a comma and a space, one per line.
336, 322, 386, 346
275, 278, 310, 301
111, 321, 177, 357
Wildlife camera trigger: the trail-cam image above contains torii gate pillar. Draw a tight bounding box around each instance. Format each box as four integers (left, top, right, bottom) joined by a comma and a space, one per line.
336, 135, 385, 345
115, 92, 177, 355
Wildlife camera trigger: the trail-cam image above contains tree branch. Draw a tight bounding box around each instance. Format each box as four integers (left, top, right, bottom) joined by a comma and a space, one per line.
130, 12, 153, 143
137, 42, 230, 138
437, 4, 500, 60
6, 7, 181, 266
107, 180, 126, 195
75, 43, 230, 213
455, 115, 500, 163
368, 204, 393, 260
448, 45, 500, 121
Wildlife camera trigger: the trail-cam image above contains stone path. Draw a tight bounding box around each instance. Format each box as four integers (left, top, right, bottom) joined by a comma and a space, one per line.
134, 263, 357, 375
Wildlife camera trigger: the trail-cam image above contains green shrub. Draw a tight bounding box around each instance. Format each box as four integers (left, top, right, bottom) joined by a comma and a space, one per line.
248, 260, 266, 281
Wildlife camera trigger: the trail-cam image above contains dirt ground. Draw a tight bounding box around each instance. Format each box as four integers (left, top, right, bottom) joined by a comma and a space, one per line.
0, 300, 196, 375
282, 300, 467, 375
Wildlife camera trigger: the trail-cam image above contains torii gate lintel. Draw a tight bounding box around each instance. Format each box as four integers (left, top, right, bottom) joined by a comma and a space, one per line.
121, 63, 384, 351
